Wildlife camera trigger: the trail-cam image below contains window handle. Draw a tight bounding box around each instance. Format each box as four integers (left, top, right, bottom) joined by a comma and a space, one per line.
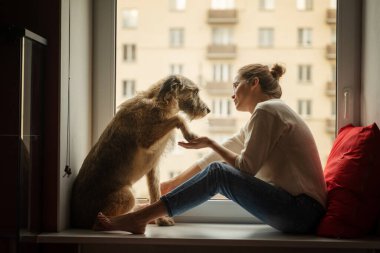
344, 90, 349, 119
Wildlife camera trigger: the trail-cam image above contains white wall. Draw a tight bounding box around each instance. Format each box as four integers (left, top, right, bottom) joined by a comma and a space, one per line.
362, 0, 380, 126
60, 0, 92, 230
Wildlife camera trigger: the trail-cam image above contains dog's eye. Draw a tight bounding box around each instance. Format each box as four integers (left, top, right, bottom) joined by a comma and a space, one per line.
194, 89, 199, 95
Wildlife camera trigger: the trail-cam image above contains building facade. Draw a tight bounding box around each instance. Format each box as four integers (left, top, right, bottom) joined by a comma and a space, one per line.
115, 0, 336, 198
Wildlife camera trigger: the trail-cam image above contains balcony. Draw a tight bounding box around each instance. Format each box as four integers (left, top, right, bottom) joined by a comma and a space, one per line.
325, 118, 336, 133
326, 43, 336, 60
205, 81, 232, 96
325, 81, 336, 97
207, 9, 238, 24
208, 117, 237, 133
207, 44, 237, 59
326, 9, 336, 24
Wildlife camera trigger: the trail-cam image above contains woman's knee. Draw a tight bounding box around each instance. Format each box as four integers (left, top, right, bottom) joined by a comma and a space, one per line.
204, 162, 231, 178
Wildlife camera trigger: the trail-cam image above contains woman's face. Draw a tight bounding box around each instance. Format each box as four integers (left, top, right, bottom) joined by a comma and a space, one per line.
231, 76, 253, 112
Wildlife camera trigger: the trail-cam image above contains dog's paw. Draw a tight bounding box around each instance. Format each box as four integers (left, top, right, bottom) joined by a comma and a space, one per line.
184, 132, 198, 142
155, 217, 175, 226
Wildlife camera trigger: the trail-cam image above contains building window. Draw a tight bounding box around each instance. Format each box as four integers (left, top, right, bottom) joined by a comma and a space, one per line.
170, 28, 184, 47
298, 64, 312, 82
122, 9, 138, 28
122, 80, 136, 99
297, 99, 312, 117
296, 0, 313, 11
170, 64, 183, 75
259, 0, 275, 10
258, 28, 274, 47
298, 28, 312, 47
170, 0, 186, 11
213, 63, 232, 82
212, 98, 232, 116
211, 0, 235, 9
123, 44, 136, 61
212, 28, 233, 45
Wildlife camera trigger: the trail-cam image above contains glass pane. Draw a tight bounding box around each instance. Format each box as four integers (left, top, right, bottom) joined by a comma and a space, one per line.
116, 0, 337, 199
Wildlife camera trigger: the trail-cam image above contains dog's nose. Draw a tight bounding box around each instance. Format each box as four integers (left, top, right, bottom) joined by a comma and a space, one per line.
206, 107, 211, 114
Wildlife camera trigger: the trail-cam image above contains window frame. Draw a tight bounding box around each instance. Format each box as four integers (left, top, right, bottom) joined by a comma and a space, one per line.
86, 0, 361, 226
258, 27, 274, 48
121, 8, 138, 29
259, 0, 275, 11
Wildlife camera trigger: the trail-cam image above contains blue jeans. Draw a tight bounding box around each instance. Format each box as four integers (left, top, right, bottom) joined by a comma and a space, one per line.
161, 162, 325, 234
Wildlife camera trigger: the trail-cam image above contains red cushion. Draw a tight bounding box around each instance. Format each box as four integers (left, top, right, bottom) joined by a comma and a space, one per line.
317, 123, 380, 238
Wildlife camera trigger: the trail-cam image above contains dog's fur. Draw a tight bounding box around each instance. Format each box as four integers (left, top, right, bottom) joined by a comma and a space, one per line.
70, 75, 210, 228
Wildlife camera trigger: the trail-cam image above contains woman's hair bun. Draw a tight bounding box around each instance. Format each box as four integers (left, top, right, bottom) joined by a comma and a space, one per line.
270, 64, 286, 79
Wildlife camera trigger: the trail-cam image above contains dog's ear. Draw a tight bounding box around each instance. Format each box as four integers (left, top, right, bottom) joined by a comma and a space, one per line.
158, 75, 182, 102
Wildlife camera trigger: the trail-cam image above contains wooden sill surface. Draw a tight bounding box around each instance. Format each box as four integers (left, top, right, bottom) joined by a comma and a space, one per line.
20, 223, 380, 249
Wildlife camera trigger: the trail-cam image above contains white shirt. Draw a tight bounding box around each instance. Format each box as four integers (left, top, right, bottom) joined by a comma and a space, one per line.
197, 99, 327, 207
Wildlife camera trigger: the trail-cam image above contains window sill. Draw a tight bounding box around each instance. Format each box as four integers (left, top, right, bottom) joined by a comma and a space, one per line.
20, 223, 380, 249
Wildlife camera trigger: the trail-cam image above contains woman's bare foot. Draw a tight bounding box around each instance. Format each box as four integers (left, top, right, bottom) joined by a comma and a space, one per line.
93, 212, 146, 234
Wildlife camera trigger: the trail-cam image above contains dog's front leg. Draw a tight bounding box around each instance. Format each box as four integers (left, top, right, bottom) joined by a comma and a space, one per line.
141, 116, 197, 148
175, 116, 198, 142
146, 167, 175, 226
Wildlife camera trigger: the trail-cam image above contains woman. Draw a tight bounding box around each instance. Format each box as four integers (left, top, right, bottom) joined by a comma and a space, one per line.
94, 63, 327, 234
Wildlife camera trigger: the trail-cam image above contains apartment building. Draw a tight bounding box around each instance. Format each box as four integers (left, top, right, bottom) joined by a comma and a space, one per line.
115, 0, 337, 197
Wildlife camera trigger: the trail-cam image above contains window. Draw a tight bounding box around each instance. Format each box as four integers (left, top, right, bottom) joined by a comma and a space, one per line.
213, 63, 232, 82
211, 0, 235, 9
123, 44, 136, 61
170, 64, 183, 75
297, 99, 312, 117
297, 0, 313, 11
212, 98, 232, 116
298, 28, 312, 47
298, 64, 312, 82
170, 28, 184, 47
259, 0, 275, 10
258, 28, 274, 47
121, 9, 138, 28
170, 0, 186, 11
83, 0, 348, 226
122, 80, 136, 99
212, 28, 233, 45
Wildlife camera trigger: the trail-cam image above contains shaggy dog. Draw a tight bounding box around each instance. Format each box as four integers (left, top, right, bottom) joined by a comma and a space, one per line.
71, 75, 210, 228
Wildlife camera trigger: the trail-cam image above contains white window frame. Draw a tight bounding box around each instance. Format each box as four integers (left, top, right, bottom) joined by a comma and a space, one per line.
88, 0, 361, 225
258, 28, 274, 47
122, 80, 136, 99
211, 0, 235, 10
213, 63, 232, 82
123, 44, 136, 62
212, 27, 233, 45
297, 99, 312, 117
170, 28, 184, 47
298, 27, 312, 47
259, 0, 275, 11
170, 0, 186, 11
298, 64, 312, 83
170, 64, 183, 75
212, 98, 232, 116
121, 8, 138, 28
296, 0, 313, 11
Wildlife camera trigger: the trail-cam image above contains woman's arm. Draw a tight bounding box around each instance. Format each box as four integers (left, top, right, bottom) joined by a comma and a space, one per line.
160, 163, 202, 195
178, 137, 239, 167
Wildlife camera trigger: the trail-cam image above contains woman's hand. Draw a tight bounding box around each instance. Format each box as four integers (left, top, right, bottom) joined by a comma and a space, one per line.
178, 137, 213, 149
